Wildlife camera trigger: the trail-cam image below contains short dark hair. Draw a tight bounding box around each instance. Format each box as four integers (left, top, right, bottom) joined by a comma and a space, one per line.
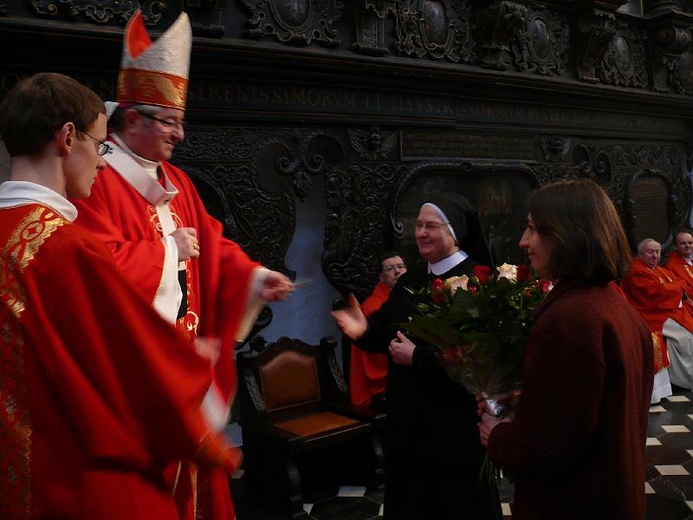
378, 251, 404, 272
0, 73, 105, 157
529, 179, 631, 284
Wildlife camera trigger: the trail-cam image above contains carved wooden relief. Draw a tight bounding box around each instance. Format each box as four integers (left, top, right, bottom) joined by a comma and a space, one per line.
346, 126, 398, 161
474, 0, 528, 70
323, 163, 404, 299
29, 0, 163, 23
575, 11, 617, 83
240, 0, 344, 46
511, 6, 569, 76
256, 129, 332, 201
597, 27, 648, 88
394, 0, 474, 62
353, 0, 397, 55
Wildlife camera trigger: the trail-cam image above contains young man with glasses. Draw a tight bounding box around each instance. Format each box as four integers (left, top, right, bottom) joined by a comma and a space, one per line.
349, 252, 407, 408
72, 11, 294, 520
0, 72, 241, 519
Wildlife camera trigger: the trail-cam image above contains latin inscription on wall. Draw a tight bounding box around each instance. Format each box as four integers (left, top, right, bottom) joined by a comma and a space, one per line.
401, 131, 537, 160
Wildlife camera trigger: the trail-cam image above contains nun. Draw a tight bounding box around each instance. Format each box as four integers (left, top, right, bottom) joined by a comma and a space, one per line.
332, 193, 500, 519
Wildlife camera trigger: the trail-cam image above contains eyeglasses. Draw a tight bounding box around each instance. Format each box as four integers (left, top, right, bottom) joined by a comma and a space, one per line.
136, 111, 186, 130
80, 131, 112, 156
382, 263, 406, 273
414, 220, 449, 232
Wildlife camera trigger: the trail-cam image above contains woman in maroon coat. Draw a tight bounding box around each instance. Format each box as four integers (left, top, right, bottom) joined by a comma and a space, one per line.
478, 179, 654, 520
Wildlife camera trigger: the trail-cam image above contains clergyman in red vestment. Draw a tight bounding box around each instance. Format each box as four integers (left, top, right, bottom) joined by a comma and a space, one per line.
621, 238, 693, 396
350, 252, 406, 408
72, 11, 294, 520
664, 230, 693, 294
0, 72, 241, 520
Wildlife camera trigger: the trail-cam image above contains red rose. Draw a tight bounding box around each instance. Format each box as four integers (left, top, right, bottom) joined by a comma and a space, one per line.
540, 279, 553, 293
431, 278, 445, 303
516, 265, 530, 283
473, 265, 492, 283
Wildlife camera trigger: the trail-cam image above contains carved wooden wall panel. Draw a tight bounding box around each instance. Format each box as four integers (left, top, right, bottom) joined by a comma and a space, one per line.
3, 0, 693, 336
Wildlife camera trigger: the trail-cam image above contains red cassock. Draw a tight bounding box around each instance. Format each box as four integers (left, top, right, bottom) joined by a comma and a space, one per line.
73, 150, 261, 520
620, 258, 693, 371
664, 251, 693, 294
349, 281, 390, 407
0, 203, 240, 519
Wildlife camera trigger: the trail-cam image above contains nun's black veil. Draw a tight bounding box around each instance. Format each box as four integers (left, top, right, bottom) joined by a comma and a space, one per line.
424, 192, 494, 268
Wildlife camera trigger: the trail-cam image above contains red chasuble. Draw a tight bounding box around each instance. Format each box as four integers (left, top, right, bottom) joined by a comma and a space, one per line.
0, 204, 240, 520
665, 250, 693, 294
73, 154, 260, 520
350, 281, 390, 407
619, 258, 693, 371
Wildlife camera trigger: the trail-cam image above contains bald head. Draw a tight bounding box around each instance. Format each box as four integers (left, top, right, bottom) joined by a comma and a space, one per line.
675, 232, 693, 260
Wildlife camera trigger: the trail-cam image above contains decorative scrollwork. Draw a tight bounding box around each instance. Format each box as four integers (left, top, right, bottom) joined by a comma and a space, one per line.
597, 28, 648, 88
323, 163, 402, 299
511, 6, 569, 76
352, 0, 398, 55
256, 129, 331, 201
394, 0, 474, 63
240, 0, 344, 47
29, 0, 164, 24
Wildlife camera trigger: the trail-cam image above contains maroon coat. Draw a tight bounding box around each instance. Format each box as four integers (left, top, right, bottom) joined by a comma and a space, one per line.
487, 280, 653, 520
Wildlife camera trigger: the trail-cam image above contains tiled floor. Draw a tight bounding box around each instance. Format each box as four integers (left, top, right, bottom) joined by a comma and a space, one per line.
230, 387, 693, 519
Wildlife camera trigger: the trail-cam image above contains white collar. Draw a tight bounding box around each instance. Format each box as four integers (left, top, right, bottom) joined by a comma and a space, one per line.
428, 250, 468, 276
105, 135, 179, 206
0, 181, 77, 221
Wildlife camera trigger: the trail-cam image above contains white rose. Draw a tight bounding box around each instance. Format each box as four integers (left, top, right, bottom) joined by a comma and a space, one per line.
445, 275, 469, 295
496, 263, 518, 282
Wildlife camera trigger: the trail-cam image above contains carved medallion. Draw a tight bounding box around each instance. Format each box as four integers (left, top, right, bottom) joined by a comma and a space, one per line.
240, 0, 343, 46
394, 0, 473, 63
597, 29, 648, 88
511, 7, 568, 76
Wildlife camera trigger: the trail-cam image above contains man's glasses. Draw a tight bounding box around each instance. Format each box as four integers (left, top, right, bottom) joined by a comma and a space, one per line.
80, 131, 112, 156
382, 263, 405, 273
414, 220, 449, 232
136, 111, 186, 130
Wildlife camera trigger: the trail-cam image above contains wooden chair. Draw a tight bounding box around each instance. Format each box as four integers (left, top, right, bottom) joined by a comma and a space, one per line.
236, 336, 386, 518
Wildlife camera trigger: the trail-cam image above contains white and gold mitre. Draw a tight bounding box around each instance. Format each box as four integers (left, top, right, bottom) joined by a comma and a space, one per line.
116, 10, 192, 110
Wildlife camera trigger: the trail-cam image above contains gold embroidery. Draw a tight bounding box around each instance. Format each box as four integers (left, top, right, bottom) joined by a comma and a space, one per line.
117, 69, 188, 109
0, 206, 67, 518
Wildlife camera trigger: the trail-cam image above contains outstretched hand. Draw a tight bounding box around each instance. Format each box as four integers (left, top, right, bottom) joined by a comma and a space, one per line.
259, 270, 295, 301
331, 293, 368, 341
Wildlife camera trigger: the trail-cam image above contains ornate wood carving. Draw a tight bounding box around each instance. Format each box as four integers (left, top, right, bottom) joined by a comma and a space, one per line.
323, 163, 403, 299
394, 0, 474, 63
511, 5, 569, 76
474, 0, 528, 70
597, 26, 649, 88
29, 0, 163, 24
575, 10, 617, 83
174, 128, 297, 276
256, 129, 332, 201
346, 126, 398, 161
353, 0, 397, 55
649, 12, 693, 93
240, 0, 344, 46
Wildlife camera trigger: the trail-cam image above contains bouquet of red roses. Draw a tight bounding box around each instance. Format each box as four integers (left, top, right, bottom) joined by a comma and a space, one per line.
401, 264, 550, 483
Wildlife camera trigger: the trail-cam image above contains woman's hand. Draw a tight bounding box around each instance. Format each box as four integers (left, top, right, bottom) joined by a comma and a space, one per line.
389, 331, 415, 366
331, 294, 368, 341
